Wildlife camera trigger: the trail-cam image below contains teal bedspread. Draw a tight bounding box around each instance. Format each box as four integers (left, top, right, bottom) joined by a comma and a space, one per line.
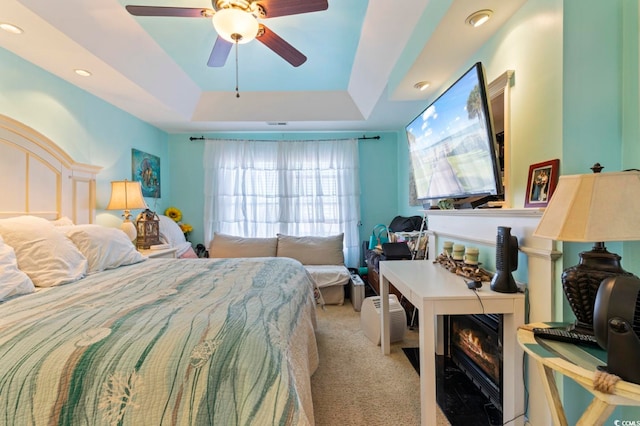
0, 257, 319, 425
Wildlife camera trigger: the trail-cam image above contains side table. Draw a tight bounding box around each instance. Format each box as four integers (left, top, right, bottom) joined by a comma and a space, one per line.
138, 247, 178, 259
517, 323, 640, 425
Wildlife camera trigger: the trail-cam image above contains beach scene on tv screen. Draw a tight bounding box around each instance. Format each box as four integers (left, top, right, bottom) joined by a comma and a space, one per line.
407, 68, 497, 200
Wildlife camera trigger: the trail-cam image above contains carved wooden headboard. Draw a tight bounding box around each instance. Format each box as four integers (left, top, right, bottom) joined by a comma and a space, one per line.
0, 115, 102, 223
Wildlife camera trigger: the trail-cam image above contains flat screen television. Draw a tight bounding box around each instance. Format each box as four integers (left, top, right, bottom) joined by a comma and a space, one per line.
406, 62, 503, 208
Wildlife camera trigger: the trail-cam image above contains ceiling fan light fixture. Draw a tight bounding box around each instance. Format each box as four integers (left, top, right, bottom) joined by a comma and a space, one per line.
212, 8, 258, 44
466, 9, 493, 28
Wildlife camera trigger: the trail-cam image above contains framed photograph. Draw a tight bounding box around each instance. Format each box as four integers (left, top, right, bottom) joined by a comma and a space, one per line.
525, 159, 559, 208
132, 148, 161, 198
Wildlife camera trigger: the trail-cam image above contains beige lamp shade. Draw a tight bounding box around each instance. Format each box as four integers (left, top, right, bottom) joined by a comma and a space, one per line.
106, 180, 147, 215
106, 180, 147, 242
533, 171, 640, 242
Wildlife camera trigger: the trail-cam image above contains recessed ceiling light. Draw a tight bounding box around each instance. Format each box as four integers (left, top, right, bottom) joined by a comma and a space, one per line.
0, 23, 24, 34
74, 69, 92, 77
413, 81, 430, 91
466, 10, 493, 28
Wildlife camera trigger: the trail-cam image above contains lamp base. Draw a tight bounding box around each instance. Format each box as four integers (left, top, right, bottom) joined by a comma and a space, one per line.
120, 219, 137, 243
562, 245, 637, 335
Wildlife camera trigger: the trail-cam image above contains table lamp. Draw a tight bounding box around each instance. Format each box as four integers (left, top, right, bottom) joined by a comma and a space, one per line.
106, 179, 147, 242
533, 165, 640, 334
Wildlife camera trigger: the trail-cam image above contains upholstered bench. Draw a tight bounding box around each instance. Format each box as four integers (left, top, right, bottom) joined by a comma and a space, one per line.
208, 232, 351, 305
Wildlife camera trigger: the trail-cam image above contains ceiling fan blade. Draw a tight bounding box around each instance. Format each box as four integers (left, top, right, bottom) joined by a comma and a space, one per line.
125, 5, 214, 18
257, 25, 306, 67
255, 0, 328, 18
208, 37, 232, 67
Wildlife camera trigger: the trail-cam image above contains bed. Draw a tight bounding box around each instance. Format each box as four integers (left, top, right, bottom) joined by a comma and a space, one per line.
0, 115, 319, 425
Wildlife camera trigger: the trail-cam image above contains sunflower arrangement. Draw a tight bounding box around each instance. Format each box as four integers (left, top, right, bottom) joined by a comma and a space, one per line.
165, 207, 192, 238
165, 206, 182, 222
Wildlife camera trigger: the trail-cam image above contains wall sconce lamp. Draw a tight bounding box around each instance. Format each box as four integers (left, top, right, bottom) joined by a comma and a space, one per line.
106, 179, 147, 243
533, 164, 640, 334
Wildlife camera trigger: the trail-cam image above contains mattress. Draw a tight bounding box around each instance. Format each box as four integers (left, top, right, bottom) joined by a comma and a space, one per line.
0, 257, 319, 425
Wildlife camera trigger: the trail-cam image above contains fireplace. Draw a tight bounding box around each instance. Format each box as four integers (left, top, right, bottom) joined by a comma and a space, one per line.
448, 314, 503, 413
426, 208, 555, 424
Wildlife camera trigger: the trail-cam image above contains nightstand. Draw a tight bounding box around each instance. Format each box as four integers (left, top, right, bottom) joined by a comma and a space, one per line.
518, 323, 640, 425
138, 247, 178, 259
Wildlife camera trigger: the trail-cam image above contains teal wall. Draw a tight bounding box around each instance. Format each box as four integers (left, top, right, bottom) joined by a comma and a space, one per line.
562, 1, 640, 423
395, 0, 563, 298
0, 48, 170, 227
167, 131, 400, 253
396, 0, 564, 214
622, 0, 640, 300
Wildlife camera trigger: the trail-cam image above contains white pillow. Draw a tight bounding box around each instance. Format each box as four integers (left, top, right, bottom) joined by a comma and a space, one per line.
51, 216, 75, 227
158, 215, 192, 256
0, 235, 35, 301
158, 214, 187, 245
65, 225, 146, 274
0, 216, 87, 287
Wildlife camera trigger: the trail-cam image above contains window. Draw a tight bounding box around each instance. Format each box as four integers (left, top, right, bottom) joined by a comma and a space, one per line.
203, 138, 360, 266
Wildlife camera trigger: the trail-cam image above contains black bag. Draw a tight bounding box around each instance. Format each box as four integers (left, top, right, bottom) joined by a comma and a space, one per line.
195, 244, 209, 258
381, 242, 412, 260
389, 215, 423, 232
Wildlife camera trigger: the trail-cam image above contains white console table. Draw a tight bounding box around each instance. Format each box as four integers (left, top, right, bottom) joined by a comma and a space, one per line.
379, 260, 525, 426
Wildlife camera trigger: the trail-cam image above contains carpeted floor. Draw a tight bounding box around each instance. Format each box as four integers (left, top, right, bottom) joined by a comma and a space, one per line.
310, 301, 450, 426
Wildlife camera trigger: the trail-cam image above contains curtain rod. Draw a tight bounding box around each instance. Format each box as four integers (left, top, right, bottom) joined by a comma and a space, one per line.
189, 135, 380, 142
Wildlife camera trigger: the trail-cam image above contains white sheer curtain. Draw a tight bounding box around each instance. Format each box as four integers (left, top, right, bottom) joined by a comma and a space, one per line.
203, 138, 361, 266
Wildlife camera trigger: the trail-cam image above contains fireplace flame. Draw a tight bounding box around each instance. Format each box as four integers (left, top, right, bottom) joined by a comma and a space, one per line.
455, 328, 500, 381
461, 329, 492, 361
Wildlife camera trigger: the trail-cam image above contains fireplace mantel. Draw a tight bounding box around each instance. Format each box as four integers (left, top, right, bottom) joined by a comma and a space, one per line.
424, 207, 562, 425
425, 208, 561, 321
426, 208, 548, 248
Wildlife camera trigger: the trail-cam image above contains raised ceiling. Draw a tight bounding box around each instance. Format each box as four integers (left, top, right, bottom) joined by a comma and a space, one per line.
0, 0, 526, 133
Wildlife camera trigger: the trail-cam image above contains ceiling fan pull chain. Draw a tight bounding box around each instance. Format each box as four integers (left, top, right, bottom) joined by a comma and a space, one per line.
234, 37, 240, 98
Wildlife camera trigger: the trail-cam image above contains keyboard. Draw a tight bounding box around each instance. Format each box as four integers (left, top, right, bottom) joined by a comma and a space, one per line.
532, 327, 601, 348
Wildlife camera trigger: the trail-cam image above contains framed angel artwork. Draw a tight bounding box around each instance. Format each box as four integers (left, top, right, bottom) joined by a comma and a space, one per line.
132, 148, 161, 198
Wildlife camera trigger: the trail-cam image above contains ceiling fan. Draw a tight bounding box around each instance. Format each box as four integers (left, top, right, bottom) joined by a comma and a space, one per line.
126, 0, 329, 68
